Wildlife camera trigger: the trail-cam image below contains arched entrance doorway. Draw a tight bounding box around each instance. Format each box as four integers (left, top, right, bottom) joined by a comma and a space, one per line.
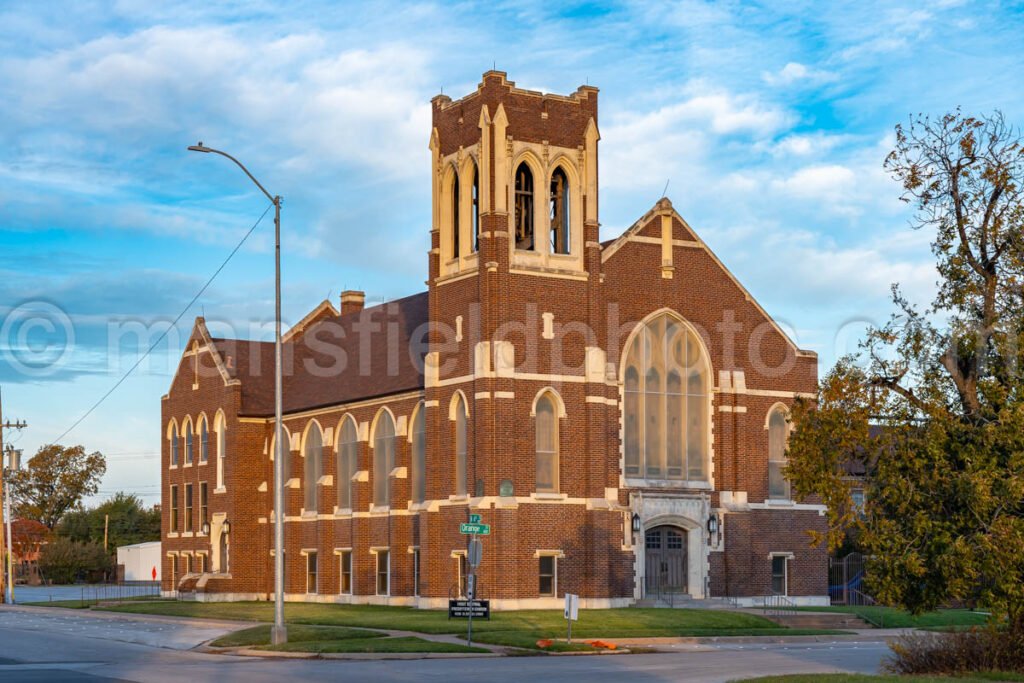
645, 525, 688, 596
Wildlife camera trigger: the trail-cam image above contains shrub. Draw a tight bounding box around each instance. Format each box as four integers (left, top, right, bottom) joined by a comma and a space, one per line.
885, 627, 1024, 675
38, 537, 113, 584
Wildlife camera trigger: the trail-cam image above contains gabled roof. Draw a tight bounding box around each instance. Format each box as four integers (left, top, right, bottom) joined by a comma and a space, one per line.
282, 299, 339, 343
601, 197, 816, 359
208, 291, 429, 417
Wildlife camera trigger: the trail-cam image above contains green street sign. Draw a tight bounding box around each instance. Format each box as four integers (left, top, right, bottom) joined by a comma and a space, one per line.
459, 522, 491, 535
469, 514, 482, 524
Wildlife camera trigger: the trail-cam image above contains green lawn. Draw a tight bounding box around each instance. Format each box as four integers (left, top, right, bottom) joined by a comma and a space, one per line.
737, 674, 1024, 682
210, 624, 485, 654
793, 606, 990, 629
100, 601, 803, 638
210, 624, 384, 647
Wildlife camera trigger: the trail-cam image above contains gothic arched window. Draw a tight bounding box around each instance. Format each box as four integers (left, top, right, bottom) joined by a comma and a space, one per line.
451, 170, 461, 259
514, 162, 535, 250
471, 162, 480, 253
453, 394, 468, 496
373, 411, 396, 506
411, 404, 426, 503
535, 392, 559, 493
337, 416, 357, 510
199, 416, 209, 464
184, 419, 194, 466
768, 407, 790, 499
550, 167, 570, 254
623, 314, 709, 482
170, 423, 180, 467
303, 422, 323, 512
215, 412, 226, 490
270, 423, 291, 486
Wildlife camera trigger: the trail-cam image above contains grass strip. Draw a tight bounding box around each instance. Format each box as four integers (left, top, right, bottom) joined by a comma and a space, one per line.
257, 636, 489, 654
211, 624, 383, 648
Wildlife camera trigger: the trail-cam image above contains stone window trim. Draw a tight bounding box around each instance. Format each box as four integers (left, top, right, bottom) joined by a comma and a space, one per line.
371, 547, 390, 597
370, 408, 397, 507
198, 413, 210, 464
766, 402, 792, 501
336, 414, 358, 512
214, 409, 227, 492
167, 419, 180, 469
538, 553, 558, 597
301, 419, 325, 513
450, 391, 469, 498
621, 309, 713, 486
335, 548, 353, 595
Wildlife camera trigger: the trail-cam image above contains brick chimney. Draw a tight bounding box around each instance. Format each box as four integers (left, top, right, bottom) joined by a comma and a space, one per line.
340, 290, 365, 316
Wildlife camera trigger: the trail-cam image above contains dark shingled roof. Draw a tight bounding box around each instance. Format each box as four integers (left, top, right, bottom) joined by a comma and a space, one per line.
211, 291, 429, 417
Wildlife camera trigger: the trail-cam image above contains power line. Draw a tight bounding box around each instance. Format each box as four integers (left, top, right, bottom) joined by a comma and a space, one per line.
48, 201, 274, 446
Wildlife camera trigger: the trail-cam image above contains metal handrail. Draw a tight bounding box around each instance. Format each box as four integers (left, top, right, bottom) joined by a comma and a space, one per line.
762, 593, 797, 617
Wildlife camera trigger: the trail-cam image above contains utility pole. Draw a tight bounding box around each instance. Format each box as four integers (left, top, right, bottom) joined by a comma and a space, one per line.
104, 514, 109, 551
0, 387, 28, 604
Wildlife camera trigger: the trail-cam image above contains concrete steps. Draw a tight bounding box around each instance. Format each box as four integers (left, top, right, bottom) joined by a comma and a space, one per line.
634, 596, 740, 610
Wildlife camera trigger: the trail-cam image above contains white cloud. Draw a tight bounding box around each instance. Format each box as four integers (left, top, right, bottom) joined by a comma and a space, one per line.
762, 62, 837, 87
768, 132, 845, 157
773, 164, 857, 200
1, 27, 434, 179
601, 82, 791, 191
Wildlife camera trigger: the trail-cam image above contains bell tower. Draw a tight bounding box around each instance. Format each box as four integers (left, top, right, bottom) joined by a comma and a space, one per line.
422, 72, 608, 602
429, 71, 599, 283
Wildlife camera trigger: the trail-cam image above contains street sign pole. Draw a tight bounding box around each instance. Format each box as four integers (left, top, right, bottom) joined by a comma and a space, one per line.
467, 532, 475, 648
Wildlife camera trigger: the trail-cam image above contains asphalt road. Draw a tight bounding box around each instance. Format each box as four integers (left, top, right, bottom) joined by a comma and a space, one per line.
0, 606, 890, 683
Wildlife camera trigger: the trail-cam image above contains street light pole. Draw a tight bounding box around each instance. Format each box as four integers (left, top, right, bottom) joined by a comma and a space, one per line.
187, 143, 286, 644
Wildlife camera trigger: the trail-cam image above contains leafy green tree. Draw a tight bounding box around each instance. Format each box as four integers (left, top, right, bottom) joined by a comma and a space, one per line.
10, 445, 106, 529
58, 493, 160, 549
38, 536, 112, 584
787, 111, 1024, 630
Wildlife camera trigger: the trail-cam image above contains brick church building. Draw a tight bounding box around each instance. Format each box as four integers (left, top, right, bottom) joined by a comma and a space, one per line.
161, 71, 828, 608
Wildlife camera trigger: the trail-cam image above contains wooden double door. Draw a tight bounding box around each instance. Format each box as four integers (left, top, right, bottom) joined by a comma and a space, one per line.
645, 525, 688, 595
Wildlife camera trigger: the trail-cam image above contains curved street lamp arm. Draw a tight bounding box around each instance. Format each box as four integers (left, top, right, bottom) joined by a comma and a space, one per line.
187, 143, 278, 204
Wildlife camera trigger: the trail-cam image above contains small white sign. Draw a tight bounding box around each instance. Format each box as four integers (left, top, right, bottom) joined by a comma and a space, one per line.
564, 593, 579, 621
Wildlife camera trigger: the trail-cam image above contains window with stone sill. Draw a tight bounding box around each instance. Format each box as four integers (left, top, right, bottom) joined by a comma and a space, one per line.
453, 395, 468, 497
514, 162, 535, 251
771, 555, 788, 596
169, 485, 179, 531
339, 550, 352, 595
199, 482, 208, 530
184, 420, 194, 466
184, 483, 193, 533
306, 552, 318, 594
623, 314, 709, 483
376, 550, 390, 596
538, 555, 557, 597
411, 404, 426, 504
373, 411, 396, 507
767, 407, 791, 500
337, 416, 358, 511
304, 421, 323, 512
215, 413, 226, 490
549, 166, 570, 255
199, 416, 209, 464
535, 392, 559, 493
451, 170, 461, 259
269, 424, 291, 488
170, 424, 180, 467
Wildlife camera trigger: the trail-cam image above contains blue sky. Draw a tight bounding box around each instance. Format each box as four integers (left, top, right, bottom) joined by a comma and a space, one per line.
1, 0, 1023, 505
